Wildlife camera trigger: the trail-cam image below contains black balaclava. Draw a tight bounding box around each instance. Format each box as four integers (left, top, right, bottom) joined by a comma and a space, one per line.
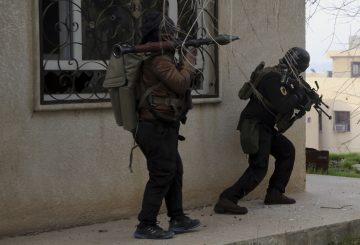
140, 11, 176, 44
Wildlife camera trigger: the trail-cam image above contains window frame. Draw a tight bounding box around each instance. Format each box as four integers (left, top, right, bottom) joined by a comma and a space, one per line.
351, 62, 360, 78
36, 0, 221, 111
333, 111, 350, 133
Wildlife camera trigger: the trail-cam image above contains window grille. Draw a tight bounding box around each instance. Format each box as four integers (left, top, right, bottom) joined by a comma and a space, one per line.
39, 0, 219, 105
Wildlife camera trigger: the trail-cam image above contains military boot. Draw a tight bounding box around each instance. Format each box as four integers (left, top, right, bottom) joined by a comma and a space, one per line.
264, 189, 296, 205
214, 198, 248, 214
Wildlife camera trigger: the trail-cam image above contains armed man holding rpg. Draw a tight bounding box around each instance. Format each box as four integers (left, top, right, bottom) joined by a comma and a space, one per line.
130, 11, 200, 240
104, 9, 240, 239
104, 11, 239, 240
214, 47, 325, 214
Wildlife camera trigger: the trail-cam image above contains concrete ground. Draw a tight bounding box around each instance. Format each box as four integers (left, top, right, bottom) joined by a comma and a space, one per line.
1, 174, 360, 245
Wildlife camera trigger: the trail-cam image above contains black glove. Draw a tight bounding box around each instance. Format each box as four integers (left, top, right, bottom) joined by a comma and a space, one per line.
290, 85, 304, 103
286, 77, 300, 93
296, 88, 313, 111
287, 80, 311, 111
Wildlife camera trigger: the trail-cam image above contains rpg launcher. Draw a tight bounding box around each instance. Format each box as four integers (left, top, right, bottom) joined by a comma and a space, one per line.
298, 75, 332, 120
112, 34, 239, 58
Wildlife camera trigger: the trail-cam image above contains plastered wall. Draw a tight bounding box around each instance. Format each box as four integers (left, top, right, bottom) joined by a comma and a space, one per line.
0, 0, 306, 237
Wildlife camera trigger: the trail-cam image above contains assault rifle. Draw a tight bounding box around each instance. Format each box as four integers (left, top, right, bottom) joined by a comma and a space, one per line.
298, 75, 332, 120
112, 34, 239, 58
276, 76, 331, 133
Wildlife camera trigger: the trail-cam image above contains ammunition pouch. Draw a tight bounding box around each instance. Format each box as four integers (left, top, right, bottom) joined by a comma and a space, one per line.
240, 119, 260, 154
146, 93, 189, 123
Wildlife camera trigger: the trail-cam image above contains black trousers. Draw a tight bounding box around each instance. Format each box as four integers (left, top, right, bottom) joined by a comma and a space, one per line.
220, 124, 295, 203
135, 120, 184, 225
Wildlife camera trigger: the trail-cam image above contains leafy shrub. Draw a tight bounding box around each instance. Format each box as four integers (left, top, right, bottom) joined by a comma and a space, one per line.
330, 153, 360, 162
329, 152, 360, 169
329, 153, 345, 162
344, 154, 360, 163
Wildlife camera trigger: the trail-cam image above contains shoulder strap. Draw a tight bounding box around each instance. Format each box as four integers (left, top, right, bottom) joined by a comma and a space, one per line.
248, 82, 276, 117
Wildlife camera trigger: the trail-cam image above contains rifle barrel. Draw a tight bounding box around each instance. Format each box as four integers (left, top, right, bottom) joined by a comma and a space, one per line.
315, 105, 332, 119
320, 100, 330, 109
298, 75, 331, 120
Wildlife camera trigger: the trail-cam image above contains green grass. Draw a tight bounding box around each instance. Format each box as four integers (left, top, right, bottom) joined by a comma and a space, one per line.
336, 237, 360, 245
307, 166, 360, 178
327, 168, 360, 178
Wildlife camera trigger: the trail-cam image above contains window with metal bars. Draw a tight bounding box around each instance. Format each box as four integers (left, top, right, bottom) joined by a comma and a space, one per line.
39, 0, 219, 105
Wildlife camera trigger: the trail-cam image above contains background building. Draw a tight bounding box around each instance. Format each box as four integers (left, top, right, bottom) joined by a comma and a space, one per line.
0, 0, 306, 237
306, 36, 360, 152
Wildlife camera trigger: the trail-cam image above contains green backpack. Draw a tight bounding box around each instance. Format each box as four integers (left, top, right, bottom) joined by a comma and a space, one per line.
103, 53, 150, 132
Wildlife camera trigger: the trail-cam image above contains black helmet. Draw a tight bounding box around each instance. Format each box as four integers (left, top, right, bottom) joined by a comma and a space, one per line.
281, 47, 310, 73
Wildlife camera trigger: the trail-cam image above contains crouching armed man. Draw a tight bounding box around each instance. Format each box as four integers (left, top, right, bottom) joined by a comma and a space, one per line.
214, 47, 311, 214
